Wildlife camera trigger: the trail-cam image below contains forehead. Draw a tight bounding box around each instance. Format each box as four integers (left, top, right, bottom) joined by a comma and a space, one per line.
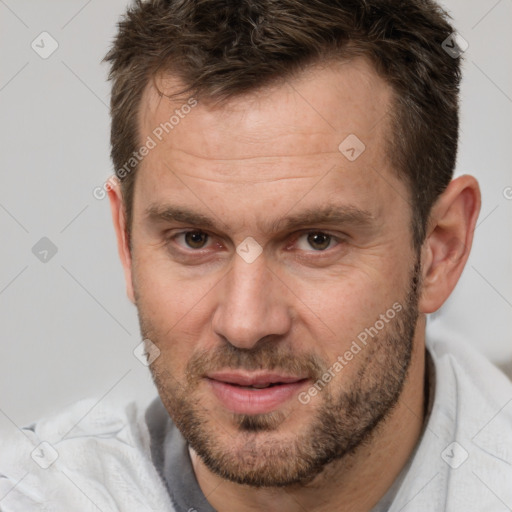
138, 57, 393, 161
132, 57, 406, 236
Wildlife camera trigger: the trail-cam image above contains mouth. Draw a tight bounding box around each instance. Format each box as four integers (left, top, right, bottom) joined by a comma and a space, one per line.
205, 371, 309, 415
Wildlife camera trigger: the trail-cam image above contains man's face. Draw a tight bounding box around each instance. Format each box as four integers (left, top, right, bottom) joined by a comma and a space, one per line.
128, 58, 422, 486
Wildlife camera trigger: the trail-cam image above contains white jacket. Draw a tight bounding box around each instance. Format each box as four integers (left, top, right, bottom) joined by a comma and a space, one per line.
1, 336, 512, 511
0, 400, 175, 511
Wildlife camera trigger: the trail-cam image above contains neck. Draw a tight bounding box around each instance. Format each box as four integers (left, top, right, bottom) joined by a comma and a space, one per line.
191, 331, 427, 512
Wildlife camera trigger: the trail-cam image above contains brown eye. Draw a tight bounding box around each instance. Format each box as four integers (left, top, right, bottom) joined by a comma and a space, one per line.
306, 232, 332, 250
184, 231, 209, 249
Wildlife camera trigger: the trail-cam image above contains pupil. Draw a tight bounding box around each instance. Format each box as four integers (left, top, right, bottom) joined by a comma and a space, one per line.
308, 232, 330, 250
185, 231, 207, 248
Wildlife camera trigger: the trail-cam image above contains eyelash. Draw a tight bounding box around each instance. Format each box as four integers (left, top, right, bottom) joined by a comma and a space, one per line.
167, 230, 343, 254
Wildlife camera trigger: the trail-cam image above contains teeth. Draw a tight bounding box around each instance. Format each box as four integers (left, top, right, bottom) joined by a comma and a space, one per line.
227, 382, 287, 389
236, 383, 274, 389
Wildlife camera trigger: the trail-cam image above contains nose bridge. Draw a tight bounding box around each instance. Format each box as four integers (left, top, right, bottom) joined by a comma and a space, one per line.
212, 254, 290, 349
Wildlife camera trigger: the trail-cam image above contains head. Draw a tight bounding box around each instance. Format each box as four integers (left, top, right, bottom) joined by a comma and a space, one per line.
105, 0, 480, 487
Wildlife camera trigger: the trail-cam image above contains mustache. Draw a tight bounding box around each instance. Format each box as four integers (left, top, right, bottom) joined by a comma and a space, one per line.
185, 341, 328, 384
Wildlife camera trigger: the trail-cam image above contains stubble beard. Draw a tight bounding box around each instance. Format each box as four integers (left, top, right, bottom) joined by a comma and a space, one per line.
141, 262, 421, 487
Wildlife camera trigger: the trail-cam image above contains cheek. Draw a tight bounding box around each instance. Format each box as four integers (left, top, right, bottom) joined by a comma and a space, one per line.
133, 256, 221, 361
133, 243, 218, 314
289, 267, 400, 347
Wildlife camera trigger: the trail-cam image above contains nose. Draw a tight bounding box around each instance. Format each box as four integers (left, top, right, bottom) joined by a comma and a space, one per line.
211, 253, 292, 350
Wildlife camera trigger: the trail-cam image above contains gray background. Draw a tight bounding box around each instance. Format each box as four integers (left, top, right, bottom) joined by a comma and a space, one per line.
0, 0, 511, 432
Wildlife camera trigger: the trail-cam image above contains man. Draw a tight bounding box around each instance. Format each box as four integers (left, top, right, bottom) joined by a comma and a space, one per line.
1, 0, 511, 510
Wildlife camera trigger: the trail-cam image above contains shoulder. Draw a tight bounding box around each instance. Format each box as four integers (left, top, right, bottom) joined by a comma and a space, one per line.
403, 336, 512, 511
428, 335, 512, 432
0, 397, 175, 511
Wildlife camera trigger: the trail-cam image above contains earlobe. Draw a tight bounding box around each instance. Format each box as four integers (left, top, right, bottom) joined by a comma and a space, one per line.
419, 175, 481, 314
107, 177, 136, 304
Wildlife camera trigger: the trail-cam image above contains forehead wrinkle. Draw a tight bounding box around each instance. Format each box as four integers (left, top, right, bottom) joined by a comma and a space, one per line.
141, 154, 338, 185
159, 145, 343, 165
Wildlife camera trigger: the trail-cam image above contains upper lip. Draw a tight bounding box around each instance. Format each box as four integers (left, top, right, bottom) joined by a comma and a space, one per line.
206, 371, 307, 387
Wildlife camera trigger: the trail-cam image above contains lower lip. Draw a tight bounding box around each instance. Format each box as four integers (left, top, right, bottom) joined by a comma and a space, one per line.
207, 379, 307, 415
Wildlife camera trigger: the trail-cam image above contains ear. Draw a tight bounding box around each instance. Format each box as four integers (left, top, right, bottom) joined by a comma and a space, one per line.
107, 177, 135, 304
419, 175, 481, 313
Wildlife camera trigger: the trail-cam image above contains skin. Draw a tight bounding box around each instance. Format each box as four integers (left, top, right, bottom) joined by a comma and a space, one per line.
109, 58, 481, 511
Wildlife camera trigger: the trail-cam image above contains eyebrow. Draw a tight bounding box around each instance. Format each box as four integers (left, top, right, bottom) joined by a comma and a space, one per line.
144, 203, 375, 233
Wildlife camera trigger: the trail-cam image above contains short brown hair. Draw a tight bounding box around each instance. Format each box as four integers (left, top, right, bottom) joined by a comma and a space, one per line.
104, 0, 461, 249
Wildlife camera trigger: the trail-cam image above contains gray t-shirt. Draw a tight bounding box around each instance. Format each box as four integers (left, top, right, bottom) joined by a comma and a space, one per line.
145, 397, 216, 512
